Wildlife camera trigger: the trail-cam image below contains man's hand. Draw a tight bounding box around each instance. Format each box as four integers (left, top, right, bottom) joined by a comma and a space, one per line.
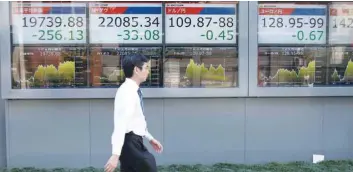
104, 154, 119, 172
149, 139, 163, 153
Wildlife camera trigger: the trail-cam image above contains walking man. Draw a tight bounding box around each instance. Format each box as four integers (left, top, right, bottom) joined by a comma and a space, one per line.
104, 54, 163, 172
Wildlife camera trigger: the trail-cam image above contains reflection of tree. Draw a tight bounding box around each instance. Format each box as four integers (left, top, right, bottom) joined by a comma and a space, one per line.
11, 46, 88, 89
258, 48, 321, 87
165, 47, 237, 88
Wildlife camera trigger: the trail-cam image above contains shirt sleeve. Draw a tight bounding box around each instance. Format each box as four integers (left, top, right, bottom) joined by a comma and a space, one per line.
111, 90, 135, 156
144, 128, 154, 141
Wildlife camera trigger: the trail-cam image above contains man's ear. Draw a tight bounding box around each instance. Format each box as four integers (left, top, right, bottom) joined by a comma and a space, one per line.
134, 66, 139, 74
133, 66, 137, 74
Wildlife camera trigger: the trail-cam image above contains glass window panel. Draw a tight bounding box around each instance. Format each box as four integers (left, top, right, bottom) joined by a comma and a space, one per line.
164, 1, 238, 88
258, 47, 326, 87
328, 47, 353, 86
9, 1, 239, 90
11, 46, 88, 89
164, 47, 238, 88
327, 2, 353, 87
257, 1, 337, 88
89, 47, 162, 88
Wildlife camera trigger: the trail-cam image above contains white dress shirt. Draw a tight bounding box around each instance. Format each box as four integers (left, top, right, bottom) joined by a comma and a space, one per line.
111, 78, 154, 156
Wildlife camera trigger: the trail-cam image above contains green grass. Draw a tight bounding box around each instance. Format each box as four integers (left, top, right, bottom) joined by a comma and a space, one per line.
2, 160, 353, 172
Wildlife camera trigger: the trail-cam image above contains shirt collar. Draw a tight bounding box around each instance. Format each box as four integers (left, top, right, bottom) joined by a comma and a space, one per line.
125, 78, 140, 92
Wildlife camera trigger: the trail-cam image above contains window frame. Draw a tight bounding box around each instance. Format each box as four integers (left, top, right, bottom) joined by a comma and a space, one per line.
1, 1, 248, 99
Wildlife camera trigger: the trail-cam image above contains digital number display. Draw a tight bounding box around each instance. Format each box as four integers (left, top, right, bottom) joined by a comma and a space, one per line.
11, 2, 87, 44
329, 4, 353, 44
89, 3, 162, 44
328, 47, 353, 85
89, 47, 162, 88
165, 3, 237, 44
258, 47, 326, 87
11, 47, 87, 89
164, 47, 238, 88
258, 4, 327, 44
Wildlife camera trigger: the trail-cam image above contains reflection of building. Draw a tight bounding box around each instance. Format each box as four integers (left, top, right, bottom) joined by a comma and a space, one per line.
290, 56, 304, 72
90, 47, 104, 87
90, 47, 124, 87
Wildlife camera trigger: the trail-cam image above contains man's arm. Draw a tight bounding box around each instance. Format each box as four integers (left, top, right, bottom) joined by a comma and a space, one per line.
145, 127, 163, 154
144, 128, 154, 141
111, 91, 135, 156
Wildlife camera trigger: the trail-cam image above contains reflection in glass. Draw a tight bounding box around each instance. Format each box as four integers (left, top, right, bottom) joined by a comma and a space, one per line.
164, 47, 238, 88
11, 46, 88, 89
329, 47, 353, 85
258, 47, 326, 87
328, 2, 353, 44
89, 47, 162, 88
258, 2, 328, 45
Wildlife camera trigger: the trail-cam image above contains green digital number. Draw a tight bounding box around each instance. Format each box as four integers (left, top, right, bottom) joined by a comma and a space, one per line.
38, 30, 62, 40
131, 30, 139, 40
69, 30, 84, 40
218, 30, 234, 40
201, 30, 234, 41
121, 30, 160, 41
37, 29, 84, 41
296, 30, 323, 41
144, 30, 160, 40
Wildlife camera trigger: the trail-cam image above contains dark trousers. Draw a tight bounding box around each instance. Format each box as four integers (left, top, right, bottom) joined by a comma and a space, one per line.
119, 132, 157, 172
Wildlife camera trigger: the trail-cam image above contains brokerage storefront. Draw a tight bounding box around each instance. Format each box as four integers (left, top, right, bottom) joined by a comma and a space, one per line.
0, 1, 352, 168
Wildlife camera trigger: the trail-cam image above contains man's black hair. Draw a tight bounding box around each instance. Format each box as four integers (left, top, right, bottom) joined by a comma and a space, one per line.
122, 54, 149, 78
